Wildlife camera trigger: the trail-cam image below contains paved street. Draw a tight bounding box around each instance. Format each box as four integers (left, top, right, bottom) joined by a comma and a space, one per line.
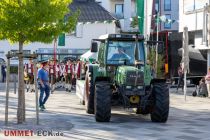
0, 86, 210, 140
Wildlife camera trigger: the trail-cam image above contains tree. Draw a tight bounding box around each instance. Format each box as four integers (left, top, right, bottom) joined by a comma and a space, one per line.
147, 47, 165, 78
0, 0, 79, 124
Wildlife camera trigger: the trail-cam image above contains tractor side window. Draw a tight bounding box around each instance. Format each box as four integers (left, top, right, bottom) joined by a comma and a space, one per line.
98, 42, 105, 65
138, 42, 145, 62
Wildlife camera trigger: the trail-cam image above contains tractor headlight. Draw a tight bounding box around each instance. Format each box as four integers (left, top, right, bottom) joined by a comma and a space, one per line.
137, 86, 143, 89
126, 86, 132, 89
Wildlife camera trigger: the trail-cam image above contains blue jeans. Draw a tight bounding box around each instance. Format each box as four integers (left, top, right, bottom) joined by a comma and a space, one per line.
39, 84, 50, 106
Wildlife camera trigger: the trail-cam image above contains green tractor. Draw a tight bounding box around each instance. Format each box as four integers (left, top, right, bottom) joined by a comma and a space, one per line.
84, 34, 169, 122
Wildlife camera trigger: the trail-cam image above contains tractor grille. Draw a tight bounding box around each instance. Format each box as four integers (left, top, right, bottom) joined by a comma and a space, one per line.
126, 71, 144, 85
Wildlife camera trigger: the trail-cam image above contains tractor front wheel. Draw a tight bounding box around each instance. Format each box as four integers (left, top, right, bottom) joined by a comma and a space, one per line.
94, 81, 112, 122
150, 82, 169, 122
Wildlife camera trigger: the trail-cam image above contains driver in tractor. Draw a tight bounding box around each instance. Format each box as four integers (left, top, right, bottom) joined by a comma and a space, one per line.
109, 46, 131, 62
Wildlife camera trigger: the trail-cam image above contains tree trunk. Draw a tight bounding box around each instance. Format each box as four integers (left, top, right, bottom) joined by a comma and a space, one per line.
17, 41, 25, 124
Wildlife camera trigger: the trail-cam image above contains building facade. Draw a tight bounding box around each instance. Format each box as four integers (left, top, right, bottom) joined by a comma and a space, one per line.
154, 0, 179, 31
96, 0, 138, 32
96, 0, 179, 35
179, 0, 209, 70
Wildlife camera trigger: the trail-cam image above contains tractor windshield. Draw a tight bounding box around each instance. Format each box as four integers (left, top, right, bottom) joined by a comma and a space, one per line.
107, 41, 144, 65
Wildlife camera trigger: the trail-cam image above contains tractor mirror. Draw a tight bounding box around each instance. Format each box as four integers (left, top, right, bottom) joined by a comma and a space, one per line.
91, 42, 98, 52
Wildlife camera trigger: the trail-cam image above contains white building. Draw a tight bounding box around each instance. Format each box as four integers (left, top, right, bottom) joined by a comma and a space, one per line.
96, 0, 137, 32
0, 0, 117, 62
179, 0, 209, 70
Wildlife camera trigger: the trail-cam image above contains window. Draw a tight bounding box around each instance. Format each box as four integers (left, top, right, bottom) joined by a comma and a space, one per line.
164, 14, 171, 29
164, 0, 171, 11
184, 0, 206, 13
107, 41, 135, 65
155, 0, 159, 13
76, 24, 83, 38
115, 4, 124, 19
0, 51, 4, 57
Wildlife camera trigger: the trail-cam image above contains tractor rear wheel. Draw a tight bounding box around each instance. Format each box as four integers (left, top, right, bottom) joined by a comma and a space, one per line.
94, 81, 112, 122
150, 82, 169, 122
85, 72, 95, 114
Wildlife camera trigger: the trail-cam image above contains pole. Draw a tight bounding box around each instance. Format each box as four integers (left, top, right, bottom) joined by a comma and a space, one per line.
54, 38, 57, 64
14, 75, 16, 94
5, 52, 10, 125
33, 56, 39, 125
183, 27, 189, 101
155, 12, 159, 77
184, 71, 187, 101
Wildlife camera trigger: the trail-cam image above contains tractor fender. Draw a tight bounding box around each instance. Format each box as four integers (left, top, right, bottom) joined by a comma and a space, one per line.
150, 78, 166, 85
95, 77, 110, 82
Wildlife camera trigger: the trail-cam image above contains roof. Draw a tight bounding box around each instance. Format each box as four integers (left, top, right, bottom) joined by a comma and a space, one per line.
69, 0, 115, 22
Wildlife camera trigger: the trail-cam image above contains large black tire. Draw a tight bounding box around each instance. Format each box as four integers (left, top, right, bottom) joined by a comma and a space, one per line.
150, 82, 169, 123
94, 82, 112, 122
85, 72, 95, 114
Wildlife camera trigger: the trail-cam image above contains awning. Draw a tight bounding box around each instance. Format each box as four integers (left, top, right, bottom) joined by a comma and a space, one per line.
178, 45, 206, 61
80, 50, 97, 62
194, 44, 210, 50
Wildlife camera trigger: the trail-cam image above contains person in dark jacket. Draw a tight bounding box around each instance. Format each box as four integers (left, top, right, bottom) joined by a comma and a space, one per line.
176, 63, 184, 92
1, 62, 6, 83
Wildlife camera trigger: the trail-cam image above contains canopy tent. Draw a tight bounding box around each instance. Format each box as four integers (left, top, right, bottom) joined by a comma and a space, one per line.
80, 50, 97, 63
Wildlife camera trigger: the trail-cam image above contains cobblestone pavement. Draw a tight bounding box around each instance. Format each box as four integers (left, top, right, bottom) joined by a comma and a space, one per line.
0, 86, 210, 140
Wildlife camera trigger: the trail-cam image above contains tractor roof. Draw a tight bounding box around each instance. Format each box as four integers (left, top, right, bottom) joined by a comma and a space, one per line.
98, 34, 144, 41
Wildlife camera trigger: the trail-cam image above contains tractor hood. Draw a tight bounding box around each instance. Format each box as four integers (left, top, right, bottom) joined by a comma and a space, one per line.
115, 66, 144, 86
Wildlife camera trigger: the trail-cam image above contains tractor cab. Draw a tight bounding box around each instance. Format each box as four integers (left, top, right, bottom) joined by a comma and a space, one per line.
91, 34, 145, 66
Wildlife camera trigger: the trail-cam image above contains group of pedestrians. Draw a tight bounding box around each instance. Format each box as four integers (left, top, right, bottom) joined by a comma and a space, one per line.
48, 58, 81, 93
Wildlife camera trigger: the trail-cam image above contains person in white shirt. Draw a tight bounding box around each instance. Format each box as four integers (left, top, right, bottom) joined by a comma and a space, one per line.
64, 60, 73, 92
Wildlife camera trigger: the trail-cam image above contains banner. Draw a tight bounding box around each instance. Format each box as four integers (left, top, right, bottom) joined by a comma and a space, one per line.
58, 34, 65, 46
136, 0, 144, 34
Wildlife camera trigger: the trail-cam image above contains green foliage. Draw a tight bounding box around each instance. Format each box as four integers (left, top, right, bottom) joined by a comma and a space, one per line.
130, 16, 138, 28
0, 0, 79, 44
147, 47, 165, 78
157, 54, 164, 78
10, 66, 18, 74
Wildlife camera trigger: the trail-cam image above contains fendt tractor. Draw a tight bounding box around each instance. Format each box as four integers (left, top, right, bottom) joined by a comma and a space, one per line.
81, 34, 169, 122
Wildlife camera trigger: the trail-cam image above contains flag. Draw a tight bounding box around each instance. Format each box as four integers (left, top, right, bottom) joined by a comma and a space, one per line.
58, 34, 65, 46
136, 0, 144, 34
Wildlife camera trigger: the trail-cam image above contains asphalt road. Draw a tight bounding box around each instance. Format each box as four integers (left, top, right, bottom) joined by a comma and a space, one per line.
0, 87, 210, 140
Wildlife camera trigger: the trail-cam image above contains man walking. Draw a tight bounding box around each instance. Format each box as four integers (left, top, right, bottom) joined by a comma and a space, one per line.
65, 60, 73, 92
37, 60, 50, 111
1, 62, 6, 83
177, 63, 184, 92
24, 58, 34, 92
